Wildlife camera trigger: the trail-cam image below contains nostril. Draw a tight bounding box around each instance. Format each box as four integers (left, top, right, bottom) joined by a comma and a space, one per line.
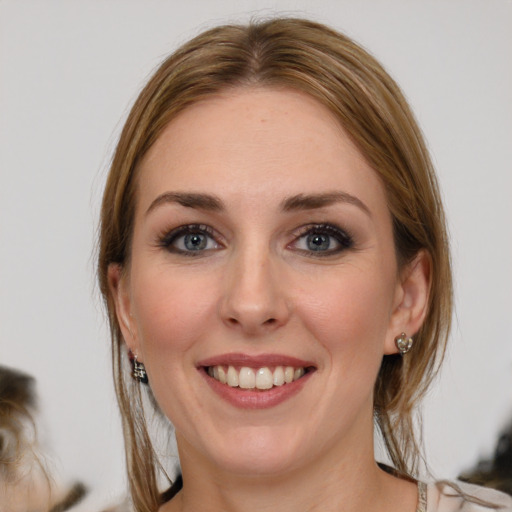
226, 317, 277, 328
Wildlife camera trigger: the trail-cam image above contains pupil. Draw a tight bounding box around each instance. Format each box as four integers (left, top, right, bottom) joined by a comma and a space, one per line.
184, 233, 207, 250
307, 234, 329, 251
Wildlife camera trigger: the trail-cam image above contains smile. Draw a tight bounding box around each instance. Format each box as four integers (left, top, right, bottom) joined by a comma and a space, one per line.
198, 354, 316, 409
206, 365, 307, 390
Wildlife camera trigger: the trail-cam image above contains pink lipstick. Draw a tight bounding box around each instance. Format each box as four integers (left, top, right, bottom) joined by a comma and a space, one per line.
197, 353, 316, 409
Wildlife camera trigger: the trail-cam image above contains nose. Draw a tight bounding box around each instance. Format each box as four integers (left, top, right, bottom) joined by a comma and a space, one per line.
219, 247, 291, 335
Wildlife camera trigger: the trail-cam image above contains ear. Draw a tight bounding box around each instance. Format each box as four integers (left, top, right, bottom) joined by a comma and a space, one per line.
107, 263, 141, 357
384, 250, 432, 355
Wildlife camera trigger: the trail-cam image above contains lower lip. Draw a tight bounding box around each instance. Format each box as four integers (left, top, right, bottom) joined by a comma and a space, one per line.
200, 368, 313, 410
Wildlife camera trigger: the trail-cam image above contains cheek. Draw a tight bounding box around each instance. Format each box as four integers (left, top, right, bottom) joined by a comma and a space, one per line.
128, 265, 221, 429
131, 264, 219, 355
294, 261, 396, 358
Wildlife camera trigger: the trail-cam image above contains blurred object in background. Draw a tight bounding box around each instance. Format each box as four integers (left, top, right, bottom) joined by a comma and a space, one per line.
0, 365, 87, 512
459, 417, 512, 496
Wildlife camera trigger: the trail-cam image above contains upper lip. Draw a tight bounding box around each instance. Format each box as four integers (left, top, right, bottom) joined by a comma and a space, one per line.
197, 353, 316, 369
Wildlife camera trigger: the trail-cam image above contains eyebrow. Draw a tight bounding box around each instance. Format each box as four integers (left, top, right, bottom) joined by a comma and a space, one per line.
145, 192, 224, 216
281, 192, 371, 216
145, 190, 371, 217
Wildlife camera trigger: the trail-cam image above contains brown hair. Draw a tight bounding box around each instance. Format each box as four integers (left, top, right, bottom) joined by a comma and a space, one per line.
98, 18, 452, 511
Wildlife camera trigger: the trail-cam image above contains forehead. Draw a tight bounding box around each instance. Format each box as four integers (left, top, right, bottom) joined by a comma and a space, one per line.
137, 87, 387, 213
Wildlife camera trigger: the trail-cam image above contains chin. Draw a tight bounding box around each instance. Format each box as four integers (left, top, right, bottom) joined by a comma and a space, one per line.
202, 426, 309, 477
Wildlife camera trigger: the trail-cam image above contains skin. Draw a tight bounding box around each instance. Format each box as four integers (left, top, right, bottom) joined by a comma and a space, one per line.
109, 87, 430, 512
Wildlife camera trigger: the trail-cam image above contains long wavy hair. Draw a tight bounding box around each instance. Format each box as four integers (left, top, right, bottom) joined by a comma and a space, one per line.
97, 18, 452, 512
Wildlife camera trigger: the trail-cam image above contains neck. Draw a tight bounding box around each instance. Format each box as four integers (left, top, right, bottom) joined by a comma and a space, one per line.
180, 455, 381, 512
162, 427, 417, 512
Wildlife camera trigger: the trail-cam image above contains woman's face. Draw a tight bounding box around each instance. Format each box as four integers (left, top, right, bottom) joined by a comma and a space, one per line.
110, 88, 426, 477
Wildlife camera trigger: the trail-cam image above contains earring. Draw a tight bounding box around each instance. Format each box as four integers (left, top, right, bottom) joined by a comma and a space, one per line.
129, 351, 148, 384
395, 332, 413, 355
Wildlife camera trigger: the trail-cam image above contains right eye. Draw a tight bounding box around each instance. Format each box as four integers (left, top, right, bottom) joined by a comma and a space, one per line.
159, 224, 221, 255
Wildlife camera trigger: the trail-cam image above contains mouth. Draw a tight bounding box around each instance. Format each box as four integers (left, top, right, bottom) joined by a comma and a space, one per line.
205, 364, 313, 391
197, 353, 316, 408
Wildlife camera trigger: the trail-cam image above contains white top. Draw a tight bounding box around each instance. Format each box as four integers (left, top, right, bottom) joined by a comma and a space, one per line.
421, 481, 512, 512
69, 480, 512, 511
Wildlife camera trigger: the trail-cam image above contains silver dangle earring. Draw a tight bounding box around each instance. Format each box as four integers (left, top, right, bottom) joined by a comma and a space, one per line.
130, 352, 149, 384
395, 332, 413, 355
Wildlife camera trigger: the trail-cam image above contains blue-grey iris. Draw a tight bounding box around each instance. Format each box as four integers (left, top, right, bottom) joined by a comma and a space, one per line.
184, 233, 207, 251
307, 234, 330, 251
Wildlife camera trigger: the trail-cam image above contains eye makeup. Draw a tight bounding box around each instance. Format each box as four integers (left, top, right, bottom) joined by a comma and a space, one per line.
153, 217, 357, 260
157, 223, 223, 256
289, 223, 355, 257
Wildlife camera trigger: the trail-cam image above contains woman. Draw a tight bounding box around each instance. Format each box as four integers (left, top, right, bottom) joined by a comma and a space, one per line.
97, 18, 512, 512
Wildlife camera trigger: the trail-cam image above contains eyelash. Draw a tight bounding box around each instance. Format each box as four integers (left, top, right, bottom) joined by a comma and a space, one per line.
157, 222, 354, 257
158, 224, 221, 256
290, 223, 354, 257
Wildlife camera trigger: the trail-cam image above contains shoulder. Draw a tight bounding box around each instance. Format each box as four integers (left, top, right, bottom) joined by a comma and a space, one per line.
426, 480, 512, 512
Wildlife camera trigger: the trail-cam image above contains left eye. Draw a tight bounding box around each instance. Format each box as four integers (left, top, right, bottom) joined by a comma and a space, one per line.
291, 224, 353, 255
179, 232, 215, 251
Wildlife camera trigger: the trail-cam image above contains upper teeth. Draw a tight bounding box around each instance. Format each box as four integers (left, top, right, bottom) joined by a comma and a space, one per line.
207, 365, 305, 390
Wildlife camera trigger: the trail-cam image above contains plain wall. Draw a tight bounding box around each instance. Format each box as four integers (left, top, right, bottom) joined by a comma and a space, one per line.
1, 0, 511, 509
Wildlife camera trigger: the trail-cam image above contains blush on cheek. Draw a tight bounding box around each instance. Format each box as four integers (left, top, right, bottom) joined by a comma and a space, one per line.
134, 282, 217, 354
295, 275, 392, 360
